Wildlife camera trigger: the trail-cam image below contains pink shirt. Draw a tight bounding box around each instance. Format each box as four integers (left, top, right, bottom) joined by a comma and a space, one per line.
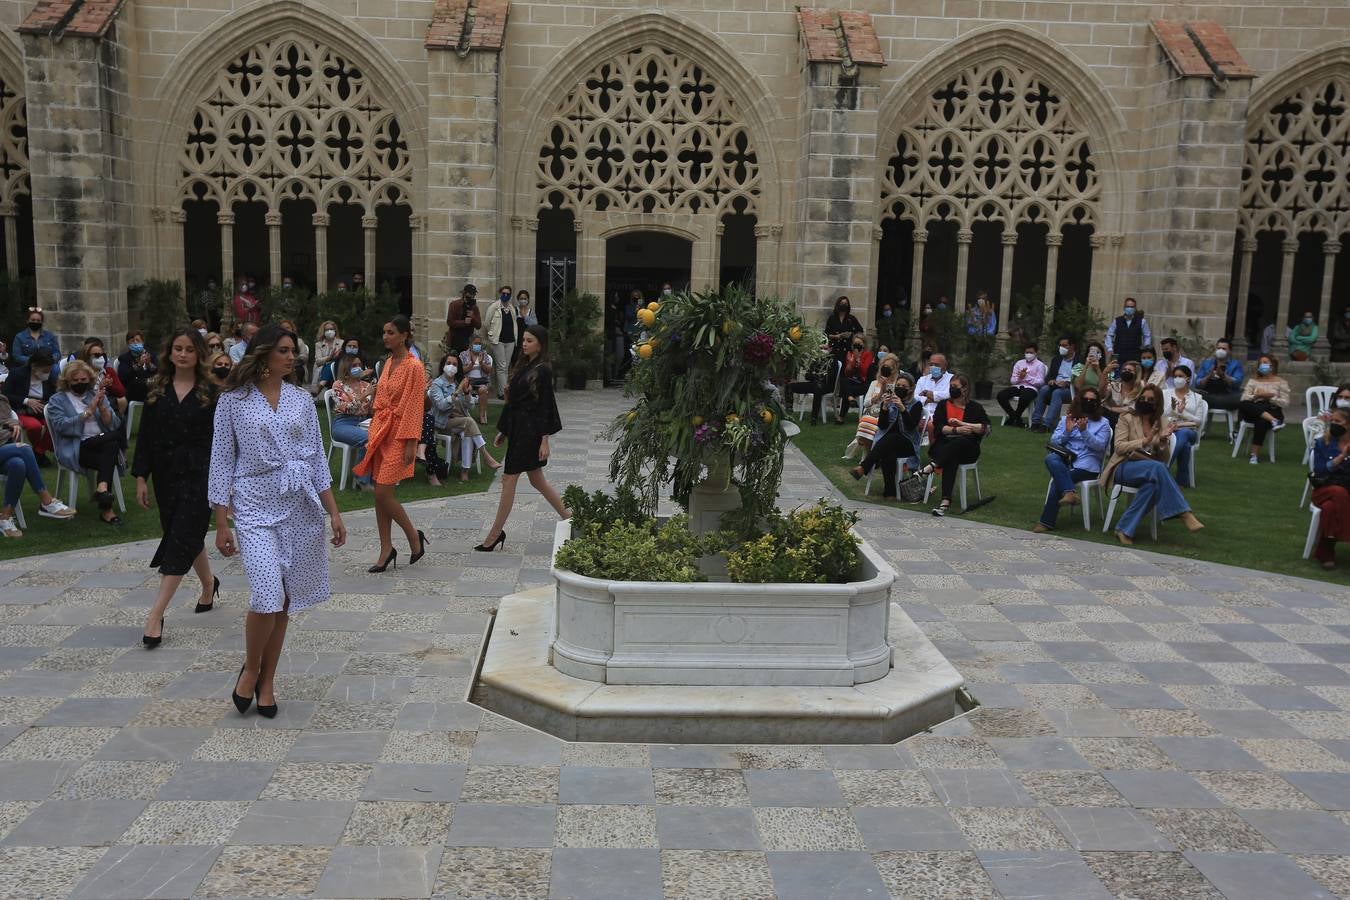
1010, 357, 1048, 388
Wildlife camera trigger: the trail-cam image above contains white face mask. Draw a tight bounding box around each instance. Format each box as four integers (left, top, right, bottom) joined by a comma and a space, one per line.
443, 365, 458, 380
324, 329, 335, 339
1172, 376, 1188, 389
1023, 353, 1035, 362
1337, 399, 1350, 410
197, 328, 207, 337
1058, 346, 1070, 357
1214, 348, 1228, 359
91, 356, 105, 369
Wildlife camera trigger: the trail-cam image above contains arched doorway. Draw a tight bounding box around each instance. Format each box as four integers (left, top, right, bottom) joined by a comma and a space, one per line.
602, 230, 692, 380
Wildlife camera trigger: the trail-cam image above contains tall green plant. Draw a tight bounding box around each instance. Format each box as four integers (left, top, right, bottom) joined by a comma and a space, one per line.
551, 291, 603, 380
1044, 299, 1107, 350
0, 272, 35, 340
128, 280, 186, 351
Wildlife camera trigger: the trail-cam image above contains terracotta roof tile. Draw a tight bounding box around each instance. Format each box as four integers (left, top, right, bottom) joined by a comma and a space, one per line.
1150, 18, 1255, 81
20, 0, 126, 39
1149, 18, 1211, 78
1187, 20, 1256, 79
426, 0, 509, 52
797, 7, 884, 68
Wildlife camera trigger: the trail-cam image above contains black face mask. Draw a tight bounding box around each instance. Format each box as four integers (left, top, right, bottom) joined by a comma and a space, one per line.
27, 322, 41, 332
880, 366, 893, 377
1120, 370, 1137, 383
70, 382, 89, 395
1082, 399, 1100, 414
212, 366, 231, 379
1135, 400, 1155, 416
1332, 424, 1347, 439
949, 386, 963, 400
895, 386, 909, 399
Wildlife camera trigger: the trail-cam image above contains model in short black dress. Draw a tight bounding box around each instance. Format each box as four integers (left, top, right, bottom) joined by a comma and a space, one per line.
498, 362, 562, 475
132, 384, 216, 574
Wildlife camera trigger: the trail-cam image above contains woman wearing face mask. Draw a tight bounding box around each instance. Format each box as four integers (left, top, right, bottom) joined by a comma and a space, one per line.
916, 373, 991, 517
824, 296, 862, 365
1099, 383, 1203, 544
353, 317, 429, 572
1288, 310, 1318, 362
851, 353, 901, 454
1102, 360, 1144, 430
1034, 387, 1112, 533
458, 339, 495, 425
133, 329, 219, 647
319, 339, 361, 393
875, 301, 903, 355
231, 279, 261, 327
510, 292, 539, 367
3, 348, 58, 462
329, 354, 375, 490
1138, 347, 1167, 389
428, 354, 501, 482
1310, 408, 1350, 569
77, 340, 127, 416
849, 372, 923, 501
1162, 365, 1202, 488
836, 338, 875, 424
208, 352, 232, 386
47, 360, 123, 525
205, 333, 224, 356
117, 330, 159, 404
1238, 354, 1288, 464
11, 307, 60, 367
312, 321, 342, 390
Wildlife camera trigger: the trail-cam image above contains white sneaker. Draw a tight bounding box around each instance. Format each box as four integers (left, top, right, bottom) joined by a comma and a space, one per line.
38, 500, 76, 519
1271, 421, 1286, 432
0, 517, 20, 538
1248, 455, 1258, 465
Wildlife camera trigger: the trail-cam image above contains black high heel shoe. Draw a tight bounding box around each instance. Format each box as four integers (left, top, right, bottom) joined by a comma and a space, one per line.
255, 686, 277, 719
142, 617, 164, 649
368, 548, 398, 573
409, 530, 429, 566
195, 576, 220, 614
231, 665, 254, 715
473, 530, 506, 552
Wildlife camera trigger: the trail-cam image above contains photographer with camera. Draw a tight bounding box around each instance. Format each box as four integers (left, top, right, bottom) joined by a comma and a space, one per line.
849, 372, 924, 501
1034, 387, 1111, 533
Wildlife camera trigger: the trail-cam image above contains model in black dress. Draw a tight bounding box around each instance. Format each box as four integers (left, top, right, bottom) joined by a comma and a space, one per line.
134, 328, 219, 647
475, 325, 568, 551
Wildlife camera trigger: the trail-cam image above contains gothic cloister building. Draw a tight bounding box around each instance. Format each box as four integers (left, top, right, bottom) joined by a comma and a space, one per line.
3, 0, 1349, 361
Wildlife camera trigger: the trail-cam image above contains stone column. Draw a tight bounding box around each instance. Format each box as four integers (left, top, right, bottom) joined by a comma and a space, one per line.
1087, 233, 1107, 317
265, 211, 282, 287
313, 213, 329, 293
1232, 237, 1258, 356
910, 228, 927, 311
1043, 233, 1063, 324
753, 224, 782, 298
218, 211, 235, 332
1272, 238, 1299, 356
0, 203, 17, 276
362, 214, 378, 289
170, 209, 187, 295
1315, 241, 1341, 357
410, 213, 428, 338
998, 231, 1017, 334
954, 228, 973, 309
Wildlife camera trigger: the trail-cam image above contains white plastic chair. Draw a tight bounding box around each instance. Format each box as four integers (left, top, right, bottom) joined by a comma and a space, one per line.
322, 389, 356, 490
1204, 406, 1235, 442
124, 400, 143, 439
1304, 503, 1323, 560
1232, 417, 1278, 462
1102, 434, 1178, 541
1301, 419, 1324, 508
1043, 476, 1103, 529
43, 405, 126, 513
924, 463, 982, 511
863, 458, 911, 497
437, 430, 483, 476
1307, 385, 1336, 420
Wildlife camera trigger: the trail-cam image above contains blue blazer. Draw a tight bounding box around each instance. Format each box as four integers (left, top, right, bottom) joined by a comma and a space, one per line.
46, 390, 121, 473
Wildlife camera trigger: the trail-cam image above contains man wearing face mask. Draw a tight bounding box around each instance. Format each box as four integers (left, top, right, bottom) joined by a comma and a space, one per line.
997, 343, 1047, 427
1030, 336, 1076, 433
1034, 387, 1112, 533
1158, 338, 1193, 379
1194, 338, 1245, 414
11, 308, 60, 368
117, 329, 159, 404
446, 284, 481, 354
913, 352, 952, 420
227, 322, 258, 365
482, 285, 516, 400
1105, 297, 1150, 366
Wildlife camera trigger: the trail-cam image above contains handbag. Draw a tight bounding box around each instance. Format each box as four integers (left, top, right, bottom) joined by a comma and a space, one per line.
898, 469, 927, 503
1045, 442, 1075, 466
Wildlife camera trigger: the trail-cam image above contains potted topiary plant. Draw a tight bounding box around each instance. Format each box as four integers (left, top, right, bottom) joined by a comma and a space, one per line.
551, 290, 603, 389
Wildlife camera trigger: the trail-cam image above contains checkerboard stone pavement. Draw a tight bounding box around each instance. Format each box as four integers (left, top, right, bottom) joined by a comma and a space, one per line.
2, 389, 1350, 898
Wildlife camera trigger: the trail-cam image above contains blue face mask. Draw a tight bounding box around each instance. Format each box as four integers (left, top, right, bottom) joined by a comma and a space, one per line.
882, 309, 892, 318
929, 366, 942, 379
1303, 317, 1314, 326
1258, 363, 1272, 375
937, 303, 947, 311
129, 343, 144, 355
1141, 358, 1154, 369
344, 347, 359, 356
1123, 307, 1135, 318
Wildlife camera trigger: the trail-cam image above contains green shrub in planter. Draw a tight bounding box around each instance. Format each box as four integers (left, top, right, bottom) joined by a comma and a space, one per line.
555, 515, 708, 583
562, 484, 646, 531
725, 501, 861, 584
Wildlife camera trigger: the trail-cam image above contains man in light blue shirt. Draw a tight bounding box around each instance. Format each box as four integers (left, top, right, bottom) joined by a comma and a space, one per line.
1035, 385, 1112, 532
229, 322, 258, 364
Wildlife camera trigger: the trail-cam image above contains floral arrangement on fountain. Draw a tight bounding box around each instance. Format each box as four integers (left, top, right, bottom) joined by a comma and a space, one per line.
605, 285, 826, 521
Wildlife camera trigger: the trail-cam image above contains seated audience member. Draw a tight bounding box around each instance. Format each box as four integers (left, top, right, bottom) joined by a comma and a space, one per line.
320, 338, 362, 392
1031, 336, 1076, 433
917, 373, 990, 517
190, 318, 209, 337
1162, 365, 1202, 487
786, 344, 836, 426
278, 319, 310, 383
1194, 338, 1244, 412
908, 345, 934, 387
312, 321, 343, 393
208, 352, 232, 387
0, 338, 8, 379
1103, 359, 1144, 429
1310, 408, 1350, 570
1238, 353, 1288, 464
1288, 310, 1318, 361
3, 349, 57, 463
459, 339, 495, 425
851, 353, 902, 456
46, 360, 123, 525
428, 355, 501, 482
329, 354, 375, 489
1158, 337, 1194, 379
998, 343, 1046, 427
836, 337, 875, 423
1034, 387, 1111, 533
116, 330, 159, 403
1335, 384, 1350, 412
849, 372, 924, 500
12, 307, 60, 367
78, 340, 127, 415
1139, 346, 1166, 389
227, 322, 258, 365
0, 393, 75, 537
1099, 383, 1203, 544
914, 352, 952, 421
1073, 340, 1108, 396
205, 333, 224, 357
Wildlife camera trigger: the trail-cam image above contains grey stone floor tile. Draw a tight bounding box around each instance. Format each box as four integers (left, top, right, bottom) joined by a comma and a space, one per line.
977, 849, 1114, 899
851, 806, 968, 852
1090, 682, 1188, 709
765, 850, 888, 900
0, 760, 81, 800
1045, 806, 1176, 851
1185, 851, 1338, 900
926, 769, 1034, 807
37, 698, 149, 727
1044, 708, 1138, 736
69, 844, 219, 899
471, 729, 562, 766
1152, 736, 1268, 772
231, 800, 354, 845
655, 806, 761, 850
821, 744, 913, 769
1282, 772, 1350, 810
1197, 709, 1307, 739
647, 744, 743, 769
155, 761, 276, 800
1, 799, 147, 846
94, 727, 212, 761
446, 802, 555, 848
315, 844, 442, 898
989, 737, 1093, 770
548, 847, 662, 900
743, 768, 843, 807
361, 762, 465, 802
1103, 771, 1225, 808
1239, 809, 1350, 853
558, 766, 655, 805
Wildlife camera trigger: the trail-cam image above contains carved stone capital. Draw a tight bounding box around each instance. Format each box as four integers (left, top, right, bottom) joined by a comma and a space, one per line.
1108, 234, 1124, 248
1001, 232, 1019, 246
912, 231, 928, 245
1046, 233, 1064, 247
957, 229, 974, 244
526, 218, 539, 232
170, 208, 187, 225
1282, 239, 1299, 254
217, 212, 236, 226
510, 215, 525, 231
1089, 234, 1106, 250
871, 226, 883, 242
312, 213, 330, 227
409, 214, 426, 231
1241, 238, 1259, 253
264, 211, 283, 227
1325, 242, 1342, 256
150, 207, 167, 224
362, 215, 380, 229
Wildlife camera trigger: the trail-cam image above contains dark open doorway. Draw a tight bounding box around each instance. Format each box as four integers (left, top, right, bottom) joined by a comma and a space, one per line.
603, 231, 692, 383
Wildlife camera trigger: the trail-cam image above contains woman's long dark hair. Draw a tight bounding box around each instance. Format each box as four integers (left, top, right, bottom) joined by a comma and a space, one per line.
507, 324, 549, 399
147, 328, 213, 406
224, 323, 300, 392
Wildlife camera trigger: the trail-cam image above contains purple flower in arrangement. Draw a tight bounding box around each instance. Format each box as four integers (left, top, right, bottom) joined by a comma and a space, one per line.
694, 424, 715, 444
743, 332, 775, 365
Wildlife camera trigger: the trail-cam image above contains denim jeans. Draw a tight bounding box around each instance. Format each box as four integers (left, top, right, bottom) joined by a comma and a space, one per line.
1031, 385, 1071, 428
1112, 459, 1191, 538
330, 415, 371, 485
1171, 427, 1198, 487
0, 444, 46, 509
1039, 453, 1099, 529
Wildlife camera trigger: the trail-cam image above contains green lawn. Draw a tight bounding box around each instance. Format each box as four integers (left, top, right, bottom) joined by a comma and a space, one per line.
0, 408, 500, 561
791, 405, 1346, 586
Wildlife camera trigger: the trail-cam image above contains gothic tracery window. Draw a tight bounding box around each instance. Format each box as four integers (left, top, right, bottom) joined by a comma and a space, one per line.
0, 74, 28, 211
178, 38, 413, 215
535, 46, 761, 216
1239, 74, 1350, 239
879, 63, 1100, 230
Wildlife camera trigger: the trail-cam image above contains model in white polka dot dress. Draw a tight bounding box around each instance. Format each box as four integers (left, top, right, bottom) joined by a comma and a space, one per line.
208, 325, 347, 716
